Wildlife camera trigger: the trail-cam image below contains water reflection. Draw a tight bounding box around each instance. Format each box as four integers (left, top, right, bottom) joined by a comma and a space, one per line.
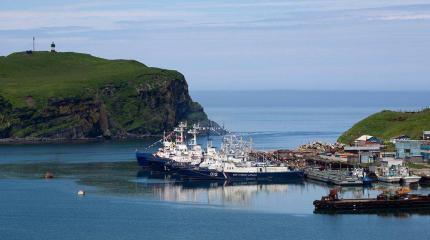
134, 169, 313, 212
134, 170, 430, 215
2, 161, 430, 216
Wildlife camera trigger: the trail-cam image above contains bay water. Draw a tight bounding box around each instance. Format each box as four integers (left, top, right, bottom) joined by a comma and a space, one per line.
1, 90, 429, 240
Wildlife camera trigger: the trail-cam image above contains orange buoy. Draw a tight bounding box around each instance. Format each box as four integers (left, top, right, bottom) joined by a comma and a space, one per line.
44, 172, 54, 179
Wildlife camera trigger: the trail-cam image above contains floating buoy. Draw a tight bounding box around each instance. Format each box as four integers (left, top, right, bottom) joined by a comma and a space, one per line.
77, 190, 86, 196
44, 172, 54, 179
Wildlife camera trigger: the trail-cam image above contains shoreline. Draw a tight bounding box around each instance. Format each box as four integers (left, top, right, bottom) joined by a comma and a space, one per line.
0, 131, 227, 145
0, 135, 161, 145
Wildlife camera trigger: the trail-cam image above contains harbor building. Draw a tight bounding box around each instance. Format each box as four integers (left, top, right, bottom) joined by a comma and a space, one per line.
390, 135, 410, 144
354, 135, 382, 146
343, 135, 383, 164
423, 131, 430, 140
344, 145, 381, 164
395, 140, 423, 161
421, 142, 430, 161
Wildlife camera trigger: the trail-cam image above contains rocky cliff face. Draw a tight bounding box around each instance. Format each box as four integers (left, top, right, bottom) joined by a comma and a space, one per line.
0, 77, 207, 139
0, 52, 209, 140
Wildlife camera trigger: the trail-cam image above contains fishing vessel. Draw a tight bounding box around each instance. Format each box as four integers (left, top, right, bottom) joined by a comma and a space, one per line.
136, 122, 203, 171
399, 166, 421, 184
401, 175, 422, 184
178, 161, 304, 182
376, 161, 421, 184
177, 136, 304, 182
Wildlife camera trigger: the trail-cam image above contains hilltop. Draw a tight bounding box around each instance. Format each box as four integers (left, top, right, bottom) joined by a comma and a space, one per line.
0, 51, 210, 140
338, 109, 430, 144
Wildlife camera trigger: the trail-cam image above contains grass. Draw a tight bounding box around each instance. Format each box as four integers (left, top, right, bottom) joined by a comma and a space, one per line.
338, 109, 430, 144
0, 51, 208, 137
0, 51, 181, 107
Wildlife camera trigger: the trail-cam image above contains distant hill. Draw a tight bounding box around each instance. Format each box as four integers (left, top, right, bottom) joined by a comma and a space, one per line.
338, 109, 430, 144
0, 51, 210, 139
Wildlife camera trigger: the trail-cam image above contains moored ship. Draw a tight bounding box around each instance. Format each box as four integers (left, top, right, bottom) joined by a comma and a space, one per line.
178, 161, 304, 182
136, 122, 203, 171
136, 123, 304, 182
376, 161, 421, 184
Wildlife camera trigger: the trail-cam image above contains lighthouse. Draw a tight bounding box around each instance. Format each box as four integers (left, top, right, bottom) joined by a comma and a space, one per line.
51, 42, 56, 52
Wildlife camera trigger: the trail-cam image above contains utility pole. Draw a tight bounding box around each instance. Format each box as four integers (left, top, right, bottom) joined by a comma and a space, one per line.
32, 37, 35, 51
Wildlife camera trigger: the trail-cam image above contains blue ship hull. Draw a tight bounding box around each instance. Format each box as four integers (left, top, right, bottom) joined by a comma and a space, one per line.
177, 168, 226, 180
178, 167, 305, 182
225, 171, 304, 181
136, 151, 170, 171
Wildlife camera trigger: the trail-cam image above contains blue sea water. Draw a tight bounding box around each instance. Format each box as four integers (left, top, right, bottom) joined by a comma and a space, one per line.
0, 90, 430, 240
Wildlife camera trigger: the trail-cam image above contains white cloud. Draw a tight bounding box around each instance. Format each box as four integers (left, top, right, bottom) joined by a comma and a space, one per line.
0, 9, 193, 30
1, 1, 430, 35
373, 14, 430, 21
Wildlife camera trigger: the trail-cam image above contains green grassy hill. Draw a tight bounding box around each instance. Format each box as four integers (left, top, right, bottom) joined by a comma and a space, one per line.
338, 109, 430, 144
0, 51, 208, 139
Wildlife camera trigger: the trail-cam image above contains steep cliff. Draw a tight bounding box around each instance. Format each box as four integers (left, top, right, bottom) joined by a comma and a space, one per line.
0, 51, 209, 139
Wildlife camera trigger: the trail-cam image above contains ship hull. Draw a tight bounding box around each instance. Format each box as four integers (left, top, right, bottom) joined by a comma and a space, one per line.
136, 151, 170, 171
377, 176, 402, 183
224, 171, 304, 181
177, 168, 226, 180
178, 167, 304, 182
401, 176, 421, 184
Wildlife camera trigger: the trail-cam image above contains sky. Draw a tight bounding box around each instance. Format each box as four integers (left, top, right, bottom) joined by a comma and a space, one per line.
1, 0, 430, 91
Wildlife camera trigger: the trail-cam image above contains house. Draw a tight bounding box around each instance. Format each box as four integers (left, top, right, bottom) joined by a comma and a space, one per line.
319, 153, 350, 163
354, 135, 382, 146
421, 141, 430, 161
395, 140, 423, 160
344, 145, 381, 164
390, 135, 410, 144
423, 131, 430, 140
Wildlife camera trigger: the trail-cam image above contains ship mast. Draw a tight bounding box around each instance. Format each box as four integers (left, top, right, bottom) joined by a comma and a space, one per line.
175, 122, 187, 144
188, 123, 199, 146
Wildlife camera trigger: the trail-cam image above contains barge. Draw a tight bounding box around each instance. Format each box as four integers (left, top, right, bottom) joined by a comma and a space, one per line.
305, 168, 363, 186
314, 188, 430, 214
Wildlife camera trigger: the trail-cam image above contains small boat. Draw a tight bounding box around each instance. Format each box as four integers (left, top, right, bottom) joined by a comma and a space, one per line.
399, 167, 421, 184
420, 175, 430, 185
362, 175, 374, 185
401, 175, 421, 184
375, 160, 419, 184
378, 175, 402, 183
314, 188, 430, 214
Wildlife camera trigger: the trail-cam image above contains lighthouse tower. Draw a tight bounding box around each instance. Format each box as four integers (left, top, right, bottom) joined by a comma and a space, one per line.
51, 42, 56, 52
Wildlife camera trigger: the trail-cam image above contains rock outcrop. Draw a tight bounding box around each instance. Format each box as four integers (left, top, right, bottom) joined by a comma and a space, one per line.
0, 51, 211, 140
